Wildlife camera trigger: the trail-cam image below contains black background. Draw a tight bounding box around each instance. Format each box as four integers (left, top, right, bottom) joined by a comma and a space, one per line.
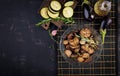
0, 0, 57, 76
118, 0, 120, 75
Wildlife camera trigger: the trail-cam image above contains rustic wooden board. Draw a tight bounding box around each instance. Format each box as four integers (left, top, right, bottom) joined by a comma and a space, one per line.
39, 0, 78, 30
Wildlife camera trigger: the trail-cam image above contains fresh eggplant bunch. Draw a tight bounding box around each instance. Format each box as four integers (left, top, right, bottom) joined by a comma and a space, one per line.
100, 16, 112, 44
82, 0, 94, 21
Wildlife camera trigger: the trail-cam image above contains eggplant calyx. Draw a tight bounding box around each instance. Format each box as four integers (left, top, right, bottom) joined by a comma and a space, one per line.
100, 28, 106, 44
82, 0, 90, 6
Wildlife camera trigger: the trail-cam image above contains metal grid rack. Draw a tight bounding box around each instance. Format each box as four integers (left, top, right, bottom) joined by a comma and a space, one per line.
57, 0, 117, 76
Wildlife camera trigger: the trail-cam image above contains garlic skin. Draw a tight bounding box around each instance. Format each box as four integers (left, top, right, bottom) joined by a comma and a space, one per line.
100, 1, 111, 12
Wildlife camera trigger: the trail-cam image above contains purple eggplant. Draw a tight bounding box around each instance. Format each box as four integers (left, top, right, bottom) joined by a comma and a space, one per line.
100, 16, 112, 44
82, 0, 94, 21
100, 16, 112, 30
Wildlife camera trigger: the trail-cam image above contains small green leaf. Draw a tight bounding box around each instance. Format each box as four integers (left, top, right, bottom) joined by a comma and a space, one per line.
36, 17, 75, 27
36, 18, 52, 27
36, 22, 43, 26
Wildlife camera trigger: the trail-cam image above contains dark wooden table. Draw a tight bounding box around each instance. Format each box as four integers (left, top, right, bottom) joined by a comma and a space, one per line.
0, 0, 119, 76
0, 0, 57, 76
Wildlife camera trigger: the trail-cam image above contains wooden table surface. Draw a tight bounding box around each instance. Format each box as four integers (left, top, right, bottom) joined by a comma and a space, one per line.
0, 0, 119, 76
0, 0, 57, 76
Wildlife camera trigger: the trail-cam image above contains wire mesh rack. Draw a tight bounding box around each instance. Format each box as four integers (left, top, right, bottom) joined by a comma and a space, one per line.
57, 0, 118, 76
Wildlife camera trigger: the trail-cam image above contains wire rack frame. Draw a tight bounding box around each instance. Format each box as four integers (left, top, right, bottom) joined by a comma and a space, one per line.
57, 0, 117, 76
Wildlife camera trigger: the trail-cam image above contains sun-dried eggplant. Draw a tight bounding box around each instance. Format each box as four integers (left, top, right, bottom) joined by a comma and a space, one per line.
64, 50, 72, 57
77, 57, 84, 62
82, 53, 90, 58
80, 28, 92, 38
63, 40, 69, 45
63, 27, 99, 62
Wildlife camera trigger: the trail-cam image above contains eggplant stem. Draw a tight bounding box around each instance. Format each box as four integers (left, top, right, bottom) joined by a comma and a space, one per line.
82, 0, 90, 6
100, 29, 106, 44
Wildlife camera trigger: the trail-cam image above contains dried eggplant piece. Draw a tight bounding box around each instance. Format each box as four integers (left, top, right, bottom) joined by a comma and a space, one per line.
77, 57, 84, 62
74, 48, 80, 53
65, 44, 70, 49
70, 45, 80, 49
71, 54, 78, 58
73, 37, 79, 45
63, 27, 99, 63
81, 44, 89, 51
88, 48, 94, 54
64, 50, 72, 57
82, 53, 90, 59
63, 40, 69, 45
80, 40, 86, 45
67, 32, 74, 40
80, 28, 92, 38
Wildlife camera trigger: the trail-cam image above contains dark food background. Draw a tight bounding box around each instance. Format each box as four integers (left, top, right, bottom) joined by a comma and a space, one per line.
118, 0, 120, 75
0, 0, 57, 76
0, 0, 119, 76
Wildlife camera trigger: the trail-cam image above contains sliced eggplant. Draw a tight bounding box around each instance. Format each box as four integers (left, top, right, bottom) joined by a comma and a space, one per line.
64, 1, 74, 7
50, 1, 61, 11
63, 7, 73, 18
47, 10, 59, 18
48, 7, 58, 14
40, 7, 49, 19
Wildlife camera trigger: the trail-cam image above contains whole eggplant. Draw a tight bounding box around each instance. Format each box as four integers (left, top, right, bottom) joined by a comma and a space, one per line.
82, 0, 94, 21
100, 16, 112, 30
100, 16, 112, 44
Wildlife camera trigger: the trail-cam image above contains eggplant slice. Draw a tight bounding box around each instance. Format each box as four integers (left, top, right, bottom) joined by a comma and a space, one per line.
63, 7, 73, 18
50, 1, 61, 11
64, 1, 74, 7
40, 7, 49, 19
47, 10, 59, 18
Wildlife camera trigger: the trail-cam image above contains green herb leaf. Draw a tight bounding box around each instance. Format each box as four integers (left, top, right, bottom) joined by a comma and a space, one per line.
36, 18, 52, 27
36, 17, 75, 27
